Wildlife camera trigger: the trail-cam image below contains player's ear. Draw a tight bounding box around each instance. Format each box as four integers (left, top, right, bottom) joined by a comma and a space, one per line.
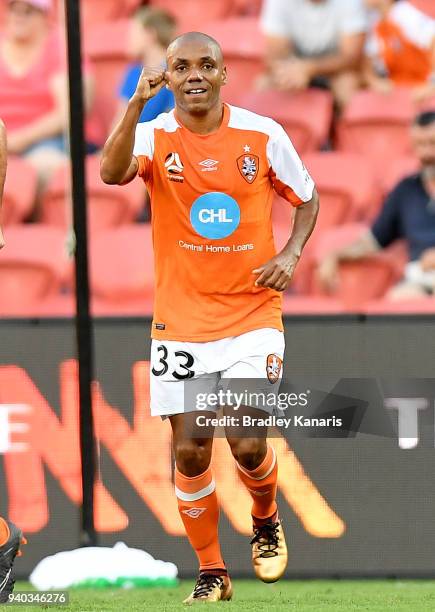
221, 66, 227, 86
165, 70, 172, 90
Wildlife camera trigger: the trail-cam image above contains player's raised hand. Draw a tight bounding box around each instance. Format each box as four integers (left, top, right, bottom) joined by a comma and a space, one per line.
134, 67, 167, 103
253, 251, 300, 292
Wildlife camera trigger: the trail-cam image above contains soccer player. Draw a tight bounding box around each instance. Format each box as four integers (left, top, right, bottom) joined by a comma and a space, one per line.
0, 120, 26, 604
101, 32, 319, 603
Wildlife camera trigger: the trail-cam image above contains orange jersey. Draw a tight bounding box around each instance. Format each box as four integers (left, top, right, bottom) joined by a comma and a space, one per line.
368, 1, 435, 86
133, 103, 314, 342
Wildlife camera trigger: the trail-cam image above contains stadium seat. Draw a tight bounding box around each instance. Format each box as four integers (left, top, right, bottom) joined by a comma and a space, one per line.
410, 0, 435, 18
282, 295, 345, 314
380, 155, 420, 196
84, 19, 130, 138
198, 18, 266, 105
228, 0, 262, 16
41, 156, 145, 230
303, 152, 381, 227
151, 0, 232, 28
364, 297, 435, 314
337, 89, 415, 176
311, 224, 402, 308
89, 225, 154, 309
80, 0, 141, 26
0, 226, 69, 316
242, 89, 334, 153
2, 157, 38, 225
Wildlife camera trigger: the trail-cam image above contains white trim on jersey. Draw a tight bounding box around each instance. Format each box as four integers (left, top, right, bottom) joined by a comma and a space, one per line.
390, 1, 435, 50
228, 105, 315, 203
133, 110, 179, 160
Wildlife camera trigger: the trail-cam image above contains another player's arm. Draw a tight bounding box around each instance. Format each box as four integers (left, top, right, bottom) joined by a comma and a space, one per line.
254, 188, 319, 292
0, 119, 6, 249
100, 68, 166, 185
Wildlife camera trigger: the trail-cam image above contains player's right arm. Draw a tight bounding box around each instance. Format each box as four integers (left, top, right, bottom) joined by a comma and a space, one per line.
0, 119, 6, 249
100, 68, 166, 185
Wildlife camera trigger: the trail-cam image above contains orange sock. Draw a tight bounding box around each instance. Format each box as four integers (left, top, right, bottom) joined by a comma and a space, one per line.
0, 517, 10, 546
175, 466, 226, 574
236, 444, 278, 525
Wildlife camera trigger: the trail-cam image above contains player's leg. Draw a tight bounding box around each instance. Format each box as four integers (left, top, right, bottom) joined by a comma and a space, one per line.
220, 328, 287, 583
170, 413, 232, 603
0, 517, 26, 603
225, 419, 286, 583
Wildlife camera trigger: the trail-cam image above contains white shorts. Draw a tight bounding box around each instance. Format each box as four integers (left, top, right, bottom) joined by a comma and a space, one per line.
150, 327, 285, 417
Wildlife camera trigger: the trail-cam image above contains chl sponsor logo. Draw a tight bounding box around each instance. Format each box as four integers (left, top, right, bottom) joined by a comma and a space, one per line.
165, 152, 184, 182
181, 507, 207, 519
190, 192, 240, 240
267, 354, 283, 384
199, 159, 219, 172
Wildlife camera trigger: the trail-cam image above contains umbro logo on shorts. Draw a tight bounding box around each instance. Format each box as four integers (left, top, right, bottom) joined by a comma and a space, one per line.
181, 507, 207, 519
266, 354, 283, 384
165, 152, 184, 182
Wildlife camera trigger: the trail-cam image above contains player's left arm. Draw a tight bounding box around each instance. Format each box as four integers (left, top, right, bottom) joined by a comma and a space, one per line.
254, 188, 319, 291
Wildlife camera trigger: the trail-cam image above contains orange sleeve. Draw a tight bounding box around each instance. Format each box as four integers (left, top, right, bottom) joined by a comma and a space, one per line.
137, 154, 153, 184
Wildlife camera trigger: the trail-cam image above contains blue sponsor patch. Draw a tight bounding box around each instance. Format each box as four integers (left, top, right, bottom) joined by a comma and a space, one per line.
190, 192, 240, 240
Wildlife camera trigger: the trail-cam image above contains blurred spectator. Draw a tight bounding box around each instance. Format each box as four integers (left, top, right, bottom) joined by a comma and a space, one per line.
113, 7, 176, 126
317, 111, 435, 300
0, 0, 95, 201
260, 0, 368, 109
363, 0, 435, 102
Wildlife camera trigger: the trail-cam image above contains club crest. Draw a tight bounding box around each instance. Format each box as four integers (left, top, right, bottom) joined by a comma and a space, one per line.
237, 154, 259, 183
266, 354, 283, 384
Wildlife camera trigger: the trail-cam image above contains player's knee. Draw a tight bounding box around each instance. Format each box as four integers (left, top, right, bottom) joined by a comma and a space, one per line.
228, 437, 267, 471
174, 441, 212, 476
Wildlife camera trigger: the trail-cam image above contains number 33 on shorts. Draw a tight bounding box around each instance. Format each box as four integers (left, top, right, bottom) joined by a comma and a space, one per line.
151, 343, 196, 380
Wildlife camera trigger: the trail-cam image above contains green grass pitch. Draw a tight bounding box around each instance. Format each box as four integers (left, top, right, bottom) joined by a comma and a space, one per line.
11, 580, 435, 611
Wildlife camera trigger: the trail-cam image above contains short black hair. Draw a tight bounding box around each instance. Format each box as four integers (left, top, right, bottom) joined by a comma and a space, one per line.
413, 111, 435, 127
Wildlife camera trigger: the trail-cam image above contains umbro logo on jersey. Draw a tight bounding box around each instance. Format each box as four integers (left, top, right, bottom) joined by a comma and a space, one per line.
237, 154, 259, 183
165, 152, 184, 182
199, 159, 219, 172
181, 507, 206, 519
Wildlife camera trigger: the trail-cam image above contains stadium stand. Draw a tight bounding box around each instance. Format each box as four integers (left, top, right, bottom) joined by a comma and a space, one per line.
410, 0, 435, 18
41, 155, 145, 230
364, 297, 435, 313
241, 88, 334, 153
150, 0, 232, 29
84, 19, 130, 141
282, 295, 346, 314
2, 0, 435, 317
337, 89, 415, 175
2, 156, 38, 225
303, 152, 381, 228
80, 0, 142, 27
380, 155, 420, 196
310, 224, 407, 308
89, 225, 154, 314
197, 17, 266, 105
0, 225, 69, 316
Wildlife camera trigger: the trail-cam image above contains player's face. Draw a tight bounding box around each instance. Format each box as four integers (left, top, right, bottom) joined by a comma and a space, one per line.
412, 124, 435, 167
166, 40, 227, 115
7, 1, 46, 41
